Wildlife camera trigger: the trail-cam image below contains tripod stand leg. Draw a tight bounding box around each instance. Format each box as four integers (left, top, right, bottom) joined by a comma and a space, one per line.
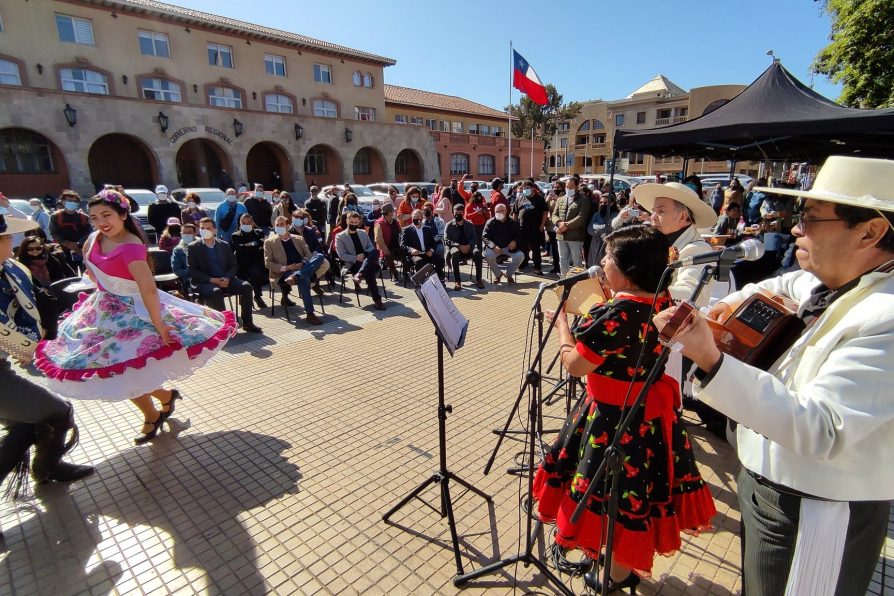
382, 474, 440, 523
440, 476, 466, 576
446, 471, 493, 502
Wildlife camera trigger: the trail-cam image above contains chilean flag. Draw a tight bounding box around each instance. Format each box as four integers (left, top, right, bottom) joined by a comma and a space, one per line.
512, 50, 548, 105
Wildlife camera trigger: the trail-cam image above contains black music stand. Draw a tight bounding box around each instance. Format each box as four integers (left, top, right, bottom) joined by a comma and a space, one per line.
382, 265, 491, 580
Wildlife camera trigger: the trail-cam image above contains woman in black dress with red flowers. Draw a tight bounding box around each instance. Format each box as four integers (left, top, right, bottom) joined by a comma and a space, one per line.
534, 225, 716, 593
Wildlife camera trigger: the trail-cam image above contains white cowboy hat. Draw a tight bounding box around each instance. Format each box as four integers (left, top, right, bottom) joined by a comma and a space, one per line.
632, 182, 718, 228
754, 156, 894, 213
0, 215, 38, 236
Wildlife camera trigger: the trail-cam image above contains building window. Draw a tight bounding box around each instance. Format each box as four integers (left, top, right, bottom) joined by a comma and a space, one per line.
593, 119, 605, 129
395, 153, 407, 175
576, 135, 588, 145
207, 43, 234, 68
615, 114, 625, 126
265, 93, 293, 113
559, 138, 568, 149
657, 109, 672, 120
394, 114, 407, 124
477, 154, 495, 176
449, 153, 470, 175
439, 121, 449, 132
313, 63, 331, 83
557, 122, 570, 133
0, 129, 55, 174
0, 59, 22, 86
451, 121, 463, 134
363, 72, 373, 88
60, 67, 108, 95
264, 54, 286, 77
425, 118, 437, 130
354, 106, 376, 121
410, 116, 423, 126
208, 86, 242, 109
55, 14, 94, 45
139, 31, 170, 58
141, 78, 181, 102
504, 156, 520, 176
352, 71, 362, 86
636, 111, 646, 124
578, 120, 591, 132
480, 125, 491, 136
492, 126, 501, 137
593, 134, 606, 144
312, 99, 337, 118
353, 148, 371, 175
305, 148, 327, 175
469, 124, 478, 135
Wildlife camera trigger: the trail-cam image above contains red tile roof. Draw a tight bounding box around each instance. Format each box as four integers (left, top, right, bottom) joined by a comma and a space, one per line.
385, 85, 512, 120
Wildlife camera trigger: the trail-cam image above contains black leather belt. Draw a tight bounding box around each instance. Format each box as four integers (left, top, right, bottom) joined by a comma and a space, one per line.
746, 469, 827, 501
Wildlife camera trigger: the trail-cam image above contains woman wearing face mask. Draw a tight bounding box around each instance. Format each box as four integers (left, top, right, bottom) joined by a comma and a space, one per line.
397, 187, 423, 227
290, 208, 323, 254
587, 193, 620, 266
34, 190, 237, 444
229, 214, 267, 309
157, 217, 182, 253
270, 192, 297, 228
464, 191, 490, 250
180, 192, 207, 227
337, 192, 360, 217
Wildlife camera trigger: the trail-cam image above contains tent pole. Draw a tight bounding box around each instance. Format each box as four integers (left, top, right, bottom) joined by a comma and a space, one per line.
728, 158, 737, 180
682, 156, 689, 179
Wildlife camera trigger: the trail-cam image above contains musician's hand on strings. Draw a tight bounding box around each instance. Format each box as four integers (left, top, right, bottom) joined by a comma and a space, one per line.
707, 301, 733, 323
653, 307, 722, 372
544, 307, 568, 331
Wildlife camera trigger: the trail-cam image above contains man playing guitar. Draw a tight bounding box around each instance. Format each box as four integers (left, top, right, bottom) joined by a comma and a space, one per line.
654, 156, 894, 595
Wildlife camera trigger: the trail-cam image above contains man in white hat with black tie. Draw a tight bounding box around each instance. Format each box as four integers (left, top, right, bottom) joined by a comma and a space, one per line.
654, 155, 894, 595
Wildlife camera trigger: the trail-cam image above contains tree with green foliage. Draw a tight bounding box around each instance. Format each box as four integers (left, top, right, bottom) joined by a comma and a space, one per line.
506, 84, 581, 141
812, 0, 894, 108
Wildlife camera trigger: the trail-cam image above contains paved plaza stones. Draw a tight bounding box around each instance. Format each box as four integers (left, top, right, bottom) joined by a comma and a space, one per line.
1, 277, 892, 594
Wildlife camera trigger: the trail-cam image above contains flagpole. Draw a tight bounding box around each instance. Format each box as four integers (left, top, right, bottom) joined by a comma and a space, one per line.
530, 127, 534, 177
508, 41, 513, 187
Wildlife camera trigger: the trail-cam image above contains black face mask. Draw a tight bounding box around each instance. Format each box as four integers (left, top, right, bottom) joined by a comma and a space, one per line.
348, 224, 358, 231
31, 253, 47, 261
423, 212, 433, 219
412, 219, 423, 226
454, 214, 464, 221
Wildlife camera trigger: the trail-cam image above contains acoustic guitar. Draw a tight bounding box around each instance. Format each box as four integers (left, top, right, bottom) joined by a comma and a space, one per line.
659, 293, 805, 371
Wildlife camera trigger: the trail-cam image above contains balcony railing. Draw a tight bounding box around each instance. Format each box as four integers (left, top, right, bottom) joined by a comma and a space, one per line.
673, 116, 688, 123
655, 117, 670, 125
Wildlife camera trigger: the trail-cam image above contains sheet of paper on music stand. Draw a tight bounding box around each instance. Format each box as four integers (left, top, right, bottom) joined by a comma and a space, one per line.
555, 268, 608, 315
418, 274, 468, 355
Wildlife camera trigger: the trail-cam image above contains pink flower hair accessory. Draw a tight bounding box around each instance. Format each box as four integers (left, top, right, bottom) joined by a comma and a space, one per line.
98, 189, 131, 212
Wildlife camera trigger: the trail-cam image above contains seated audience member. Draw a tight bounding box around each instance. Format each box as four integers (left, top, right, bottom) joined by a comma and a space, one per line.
304, 186, 328, 235
713, 203, 742, 237
374, 203, 403, 280
464, 191, 490, 249
264, 216, 328, 324
230, 214, 268, 309
397, 186, 423, 228
171, 223, 195, 294
483, 203, 524, 284
187, 217, 262, 333
49, 190, 92, 272
444, 204, 484, 290
400, 208, 446, 281
290, 208, 324, 253
270, 191, 297, 227
157, 217, 182, 253
422, 206, 446, 258
335, 211, 385, 310
366, 199, 383, 228
16, 235, 75, 286
337, 193, 361, 218
181, 192, 208, 226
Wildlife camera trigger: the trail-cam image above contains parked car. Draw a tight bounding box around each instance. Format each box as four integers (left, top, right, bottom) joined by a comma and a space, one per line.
9, 198, 34, 215
170, 187, 228, 216
561, 174, 643, 194
367, 182, 437, 198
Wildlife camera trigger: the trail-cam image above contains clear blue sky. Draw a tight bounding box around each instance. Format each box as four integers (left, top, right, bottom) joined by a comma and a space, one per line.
175, 0, 841, 108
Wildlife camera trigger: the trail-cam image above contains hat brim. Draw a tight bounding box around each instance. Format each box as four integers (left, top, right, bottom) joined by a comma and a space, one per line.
754, 186, 894, 213
0, 216, 38, 236
633, 184, 718, 228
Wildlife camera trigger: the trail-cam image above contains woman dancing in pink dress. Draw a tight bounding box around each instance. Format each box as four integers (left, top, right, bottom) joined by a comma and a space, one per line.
35, 190, 236, 444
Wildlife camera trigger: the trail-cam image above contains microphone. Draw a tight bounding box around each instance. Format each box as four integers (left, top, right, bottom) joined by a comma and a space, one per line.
669, 239, 765, 269
542, 265, 604, 289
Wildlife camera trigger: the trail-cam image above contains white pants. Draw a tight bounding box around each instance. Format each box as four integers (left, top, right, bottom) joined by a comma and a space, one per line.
484, 248, 524, 279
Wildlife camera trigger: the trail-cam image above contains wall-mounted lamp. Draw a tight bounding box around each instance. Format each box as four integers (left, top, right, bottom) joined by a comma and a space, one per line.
302, 97, 306, 106
252, 91, 257, 100
294, 123, 304, 140
185, 27, 191, 33
36, 63, 43, 75
233, 118, 244, 138
193, 84, 198, 93
158, 111, 169, 133
246, 40, 252, 45
111, 11, 118, 18
63, 103, 77, 127
121, 74, 128, 85
344, 128, 353, 143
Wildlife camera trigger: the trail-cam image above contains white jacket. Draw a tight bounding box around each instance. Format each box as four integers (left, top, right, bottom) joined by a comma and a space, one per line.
694, 266, 894, 500
669, 225, 714, 307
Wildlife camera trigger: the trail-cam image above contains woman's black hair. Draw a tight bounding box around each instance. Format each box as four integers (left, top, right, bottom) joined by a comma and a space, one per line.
603, 224, 671, 293
87, 191, 147, 244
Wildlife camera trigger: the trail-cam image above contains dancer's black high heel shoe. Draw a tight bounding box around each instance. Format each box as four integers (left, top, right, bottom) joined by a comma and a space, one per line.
134, 414, 163, 445
584, 569, 640, 594
159, 389, 182, 423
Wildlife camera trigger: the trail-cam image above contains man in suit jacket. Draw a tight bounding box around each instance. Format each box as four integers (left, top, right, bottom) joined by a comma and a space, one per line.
264, 215, 329, 324
400, 208, 445, 281
335, 211, 385, 310
188, 217, 261, 333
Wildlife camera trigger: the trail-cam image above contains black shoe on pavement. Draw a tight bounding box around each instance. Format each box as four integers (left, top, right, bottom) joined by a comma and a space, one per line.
242, 323, 263, 333
254, 296, 268, 309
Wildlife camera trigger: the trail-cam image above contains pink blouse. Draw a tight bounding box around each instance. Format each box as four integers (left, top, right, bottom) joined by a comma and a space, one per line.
88, 239, 147, 290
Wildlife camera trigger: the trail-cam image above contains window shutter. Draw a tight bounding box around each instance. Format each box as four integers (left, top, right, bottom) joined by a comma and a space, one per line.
74, 18, 95, 45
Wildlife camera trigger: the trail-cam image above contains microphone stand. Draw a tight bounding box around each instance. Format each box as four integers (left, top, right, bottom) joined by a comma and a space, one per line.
455, 283, 575, 595
569, 264, 717, 596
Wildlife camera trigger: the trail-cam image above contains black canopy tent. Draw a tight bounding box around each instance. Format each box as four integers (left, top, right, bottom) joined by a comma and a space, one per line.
613, 62, 894, 164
